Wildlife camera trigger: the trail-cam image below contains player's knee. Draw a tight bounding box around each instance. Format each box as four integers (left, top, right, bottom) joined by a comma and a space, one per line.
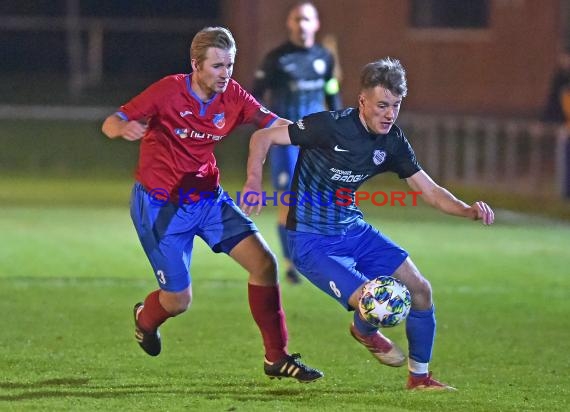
262, 250, 278, 276
161, 289, 192, 315
254, 250, 278, 283
171, 297, 192, 315
410, 276, 432, 310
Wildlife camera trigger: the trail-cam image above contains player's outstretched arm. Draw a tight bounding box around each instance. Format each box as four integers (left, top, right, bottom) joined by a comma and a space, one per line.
242, 125, 292, 216
101, 114, 147, 141
406, 170, 495, 225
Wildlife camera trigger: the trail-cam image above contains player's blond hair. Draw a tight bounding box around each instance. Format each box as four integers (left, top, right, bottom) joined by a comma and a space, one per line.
190, 27, 237, 67
360, 57, 407, 97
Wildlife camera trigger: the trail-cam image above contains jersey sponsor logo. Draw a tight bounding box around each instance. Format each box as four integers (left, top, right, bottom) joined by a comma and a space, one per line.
329, 168, 369, 183
283, 63, 297, 72
289, 78, 325, 92
313, 58, 327, 75
372, 150, 387, 166
334, 145, 349, 152
296, 119, 305, 130
179, 110, 193, 117
174, 128, 225, 141
213, 113, 226, 129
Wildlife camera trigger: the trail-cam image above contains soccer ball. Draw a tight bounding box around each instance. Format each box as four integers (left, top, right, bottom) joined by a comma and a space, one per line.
358, 276, 412, 327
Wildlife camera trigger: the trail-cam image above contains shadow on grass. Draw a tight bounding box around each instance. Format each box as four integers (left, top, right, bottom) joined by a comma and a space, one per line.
0, 377, 367, 402
0, 378, 90, 390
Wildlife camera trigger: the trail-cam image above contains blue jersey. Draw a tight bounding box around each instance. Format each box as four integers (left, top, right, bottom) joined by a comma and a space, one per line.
287, 108, 421, 235
252, 41, 342, 121
253, 42, 342, 191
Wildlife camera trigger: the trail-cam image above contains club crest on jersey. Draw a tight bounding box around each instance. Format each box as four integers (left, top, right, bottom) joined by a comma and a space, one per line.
372, 150, 387, 166
313, 59, 327, 75
174, 128, 188, 139
213, 113, 225, 129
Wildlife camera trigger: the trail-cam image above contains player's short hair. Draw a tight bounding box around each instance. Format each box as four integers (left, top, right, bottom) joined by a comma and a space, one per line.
360, 57, 407, 97
288, 1, 318, 15
190, 27, 237, 66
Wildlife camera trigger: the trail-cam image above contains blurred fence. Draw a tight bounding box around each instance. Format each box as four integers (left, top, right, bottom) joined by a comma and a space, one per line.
0, 105, 569, 199
0, 13, 210, 97
399, 113, 570, 199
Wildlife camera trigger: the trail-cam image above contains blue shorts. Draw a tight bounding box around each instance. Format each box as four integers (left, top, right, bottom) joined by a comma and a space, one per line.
287, 219, 408, 310
130, 182, 258, 292
269, 145, 299, 191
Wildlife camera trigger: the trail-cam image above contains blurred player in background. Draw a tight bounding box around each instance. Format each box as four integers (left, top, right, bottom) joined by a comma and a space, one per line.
542, 49, 570, 125
243, 57, 495, 390
252, 1, 342, 284
542, 49, 570, 128
101, 26, 323, 382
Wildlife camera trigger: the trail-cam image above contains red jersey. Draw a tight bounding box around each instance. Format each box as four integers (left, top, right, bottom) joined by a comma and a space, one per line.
117, 74, 278, 200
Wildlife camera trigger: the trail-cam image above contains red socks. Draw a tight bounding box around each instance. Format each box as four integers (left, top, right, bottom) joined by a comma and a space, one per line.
137, 290, 172, 333
137, 286, 288, 362
248, 284, 289, 362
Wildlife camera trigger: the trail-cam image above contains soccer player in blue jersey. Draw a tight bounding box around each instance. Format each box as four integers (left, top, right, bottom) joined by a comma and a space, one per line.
101, 27, 323, 382
252, 1, 342, 284
242, 57, 495, 390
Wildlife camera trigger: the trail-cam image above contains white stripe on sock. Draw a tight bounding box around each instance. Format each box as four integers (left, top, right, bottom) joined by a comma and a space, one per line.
408, 359, 429, 375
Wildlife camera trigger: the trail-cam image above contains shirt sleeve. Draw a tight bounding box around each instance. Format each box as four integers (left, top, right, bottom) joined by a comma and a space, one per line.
234, 83, 279, 129
323, 50, 342, 111
325, 85, 342, 111
392, 131, 422, 179
118, 76, 173, 121
288, 111, 334, 148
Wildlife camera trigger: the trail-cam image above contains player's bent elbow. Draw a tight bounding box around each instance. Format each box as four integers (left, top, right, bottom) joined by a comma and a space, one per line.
101, 118, 115, 139
101, 116, 124, 139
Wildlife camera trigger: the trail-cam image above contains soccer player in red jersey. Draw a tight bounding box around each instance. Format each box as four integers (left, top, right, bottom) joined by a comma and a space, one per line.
101, 27, 322, 382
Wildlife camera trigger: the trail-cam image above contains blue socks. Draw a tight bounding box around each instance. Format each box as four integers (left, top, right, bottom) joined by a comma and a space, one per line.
406, 305, 436, 363
277, 224, 290, 259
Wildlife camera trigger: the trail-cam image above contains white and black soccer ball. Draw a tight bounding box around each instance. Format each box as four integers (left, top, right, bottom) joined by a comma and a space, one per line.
358, 276, 412, 327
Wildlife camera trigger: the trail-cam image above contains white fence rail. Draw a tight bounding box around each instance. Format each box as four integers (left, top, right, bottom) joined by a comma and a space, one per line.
399, 113, 570, 198
0, 105, 568, 199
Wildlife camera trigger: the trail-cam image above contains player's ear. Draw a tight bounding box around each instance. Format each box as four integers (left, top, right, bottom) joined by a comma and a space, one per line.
191, 59, 199, 72
358, 93, 365, 108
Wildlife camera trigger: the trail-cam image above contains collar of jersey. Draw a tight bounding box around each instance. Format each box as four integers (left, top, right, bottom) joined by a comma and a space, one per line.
353, 109, 383, 139
186, 73, 218, 116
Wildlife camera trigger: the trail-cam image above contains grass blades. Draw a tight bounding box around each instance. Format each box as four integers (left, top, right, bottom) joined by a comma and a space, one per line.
0, 178, 569, 411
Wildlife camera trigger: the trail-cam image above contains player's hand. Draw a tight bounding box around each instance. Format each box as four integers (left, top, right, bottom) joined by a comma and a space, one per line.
470, 201, 494, 225
121, 120, 147, 141
241, 181, 264, 216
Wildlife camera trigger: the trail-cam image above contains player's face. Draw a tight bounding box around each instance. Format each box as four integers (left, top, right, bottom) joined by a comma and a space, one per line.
287, 4, 320, 48
191, 47, 235, 99
358, 86, 402, 135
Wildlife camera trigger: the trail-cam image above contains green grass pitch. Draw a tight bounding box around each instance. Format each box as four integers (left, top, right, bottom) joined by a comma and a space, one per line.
0, 177, 568, 411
